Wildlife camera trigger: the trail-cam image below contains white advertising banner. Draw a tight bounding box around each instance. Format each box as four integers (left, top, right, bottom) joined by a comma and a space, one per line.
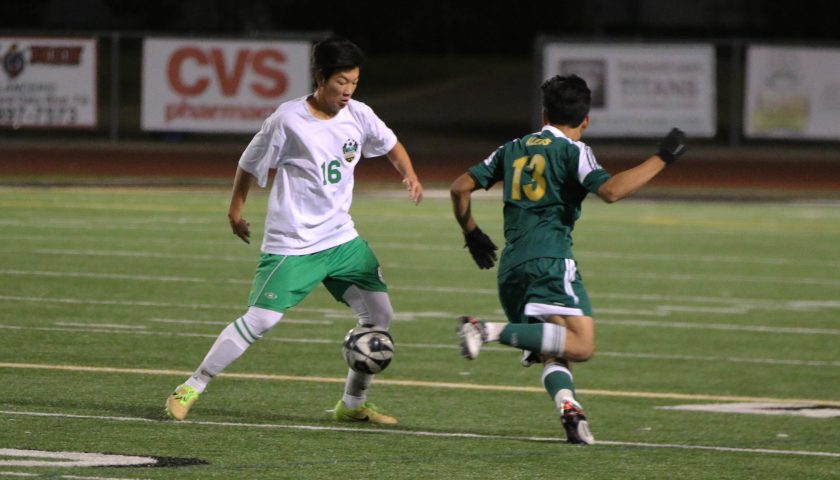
541, 43, 716, 137
745, 45, 840, 140
142, 38, 311, 133
0, 37, 97, 129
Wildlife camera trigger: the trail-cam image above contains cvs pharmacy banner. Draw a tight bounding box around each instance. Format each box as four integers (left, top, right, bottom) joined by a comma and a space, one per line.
142, 38, 311, 133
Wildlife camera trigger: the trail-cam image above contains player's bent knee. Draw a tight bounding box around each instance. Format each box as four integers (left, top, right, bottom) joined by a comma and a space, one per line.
241, 306, 284, 337
365, 299, 394, 330
345, 287, 394, 330
565, 342, 595, 362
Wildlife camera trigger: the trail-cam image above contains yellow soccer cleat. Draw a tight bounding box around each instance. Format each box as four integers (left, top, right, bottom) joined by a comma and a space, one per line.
333, 400, 398, 425
165, 384, 200, 421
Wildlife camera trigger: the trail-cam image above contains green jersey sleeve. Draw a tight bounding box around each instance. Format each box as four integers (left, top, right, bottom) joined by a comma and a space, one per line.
468, 147, 505, 190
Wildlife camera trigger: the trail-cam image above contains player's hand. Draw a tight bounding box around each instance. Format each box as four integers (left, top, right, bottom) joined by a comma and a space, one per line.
464, 227, 497, 269
656, 128, 687, 165
403, 176, 424, 205
229, 215, 251, 244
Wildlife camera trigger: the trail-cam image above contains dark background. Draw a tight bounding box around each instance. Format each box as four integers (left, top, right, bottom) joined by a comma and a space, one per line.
2, 0, 840, 191
4, 0, 840, 54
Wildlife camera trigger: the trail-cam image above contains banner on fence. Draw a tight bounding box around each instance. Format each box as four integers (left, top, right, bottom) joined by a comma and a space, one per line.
541, 42, 716, 137
0, 37, 97, 129
142, 38, 311, 133
745, 45, 840, 140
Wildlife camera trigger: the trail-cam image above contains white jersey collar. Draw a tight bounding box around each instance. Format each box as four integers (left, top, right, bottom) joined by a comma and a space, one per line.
541, 124, 571, 141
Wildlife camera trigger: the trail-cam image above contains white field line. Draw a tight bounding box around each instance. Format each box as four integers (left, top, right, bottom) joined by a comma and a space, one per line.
3, 270, 840, 312
8, 248, 840, 285
9, 245, 840, 270
18, 321, 840, 368
597, 292, 840, 310
149, 317, 333, 326
0, 219, 221, 232
0, 225, 833, 248
1, 410, 840, 459
597, 319, 840, 336
26, 249, 252, 263
0, 471, 146, 480
5, 314, 840, 372
595, 351, 840, 368
2, 294, 840, 338
2, 217, 835, 244
0, 269, 251, 284
1, 362, 840, 407
54, 322, 147, 330
589, 271, 840, 287
0, 295, 840, 344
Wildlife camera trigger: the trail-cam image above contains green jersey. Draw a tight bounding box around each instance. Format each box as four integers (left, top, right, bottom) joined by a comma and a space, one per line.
468, 125, 611, 273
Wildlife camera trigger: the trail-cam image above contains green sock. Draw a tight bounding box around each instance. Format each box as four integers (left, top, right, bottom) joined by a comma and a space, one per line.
498, 322, 565, 356
542, 363, 576, 406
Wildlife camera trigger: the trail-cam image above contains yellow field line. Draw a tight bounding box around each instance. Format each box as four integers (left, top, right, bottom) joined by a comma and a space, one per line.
0, 199, 213, 212
3, 361, 839, 407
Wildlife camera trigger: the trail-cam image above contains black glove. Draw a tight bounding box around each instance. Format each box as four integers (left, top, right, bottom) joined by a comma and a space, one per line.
657, 128, 687, 165
464, 227, 498, 269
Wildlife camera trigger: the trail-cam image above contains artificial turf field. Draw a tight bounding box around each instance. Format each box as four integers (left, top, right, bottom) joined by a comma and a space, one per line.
0, 186, 838, 479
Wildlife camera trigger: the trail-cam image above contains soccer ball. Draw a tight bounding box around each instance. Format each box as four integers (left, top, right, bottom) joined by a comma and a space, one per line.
342, 326, 394, 374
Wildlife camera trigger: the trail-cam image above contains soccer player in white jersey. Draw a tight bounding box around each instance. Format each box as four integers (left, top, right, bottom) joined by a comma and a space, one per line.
165, 37, 423, 424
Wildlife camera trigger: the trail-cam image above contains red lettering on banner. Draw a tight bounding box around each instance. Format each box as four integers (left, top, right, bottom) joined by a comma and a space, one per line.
168, 48, 210, 95
30, 46, 83, 65
164, 100, 276, 122
211, 48, 250, 96
166, 46, 289, 98
251, 50, 288, 97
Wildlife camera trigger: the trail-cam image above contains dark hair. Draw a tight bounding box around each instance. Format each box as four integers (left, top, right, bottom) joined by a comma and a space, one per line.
311, 37, 364, 87
540, 74, 591, 127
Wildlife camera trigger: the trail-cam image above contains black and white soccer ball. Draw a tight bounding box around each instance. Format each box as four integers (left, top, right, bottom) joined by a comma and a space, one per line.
342, 326, 394, 374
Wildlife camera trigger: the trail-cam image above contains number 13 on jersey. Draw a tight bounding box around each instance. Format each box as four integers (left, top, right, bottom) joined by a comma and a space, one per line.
511, 154, 546, 201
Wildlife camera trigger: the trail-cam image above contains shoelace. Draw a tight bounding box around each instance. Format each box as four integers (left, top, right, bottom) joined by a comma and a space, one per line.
175, 388, 198, 403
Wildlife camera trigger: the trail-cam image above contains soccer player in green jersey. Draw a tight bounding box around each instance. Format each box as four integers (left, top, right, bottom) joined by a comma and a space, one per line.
165, 37, 423, 424
450, 74, 686, 444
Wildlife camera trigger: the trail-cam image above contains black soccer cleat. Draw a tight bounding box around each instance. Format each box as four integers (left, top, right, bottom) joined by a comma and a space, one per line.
560, 400, 595, 445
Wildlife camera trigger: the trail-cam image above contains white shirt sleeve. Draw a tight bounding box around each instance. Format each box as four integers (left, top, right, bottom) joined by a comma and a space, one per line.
357, 104, 397, 158
238, 114, 286, 188
575, 144, 604, 185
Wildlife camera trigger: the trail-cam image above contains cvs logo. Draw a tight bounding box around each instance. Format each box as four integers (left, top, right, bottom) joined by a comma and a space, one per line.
167, 47, 288, 98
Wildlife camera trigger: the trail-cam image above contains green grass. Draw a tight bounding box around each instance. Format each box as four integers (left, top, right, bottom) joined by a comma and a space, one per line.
1, 187, 839, 479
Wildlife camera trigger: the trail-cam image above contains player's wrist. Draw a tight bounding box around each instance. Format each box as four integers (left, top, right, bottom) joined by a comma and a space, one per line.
656, 149, 676, 165
655, 128, 687, 166
464, 226, 483, 240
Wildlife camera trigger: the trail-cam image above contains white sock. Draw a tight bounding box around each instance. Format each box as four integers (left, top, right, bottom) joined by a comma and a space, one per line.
554, 388, 576, 410
342, 368, 373, 409
484, 322, 505, 342
185, 321, 251, 393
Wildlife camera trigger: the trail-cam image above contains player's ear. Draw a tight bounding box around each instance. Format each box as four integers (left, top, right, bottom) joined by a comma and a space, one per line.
580, 116, 590, 131
542, 110, 549, 125
314, 72, 326, 89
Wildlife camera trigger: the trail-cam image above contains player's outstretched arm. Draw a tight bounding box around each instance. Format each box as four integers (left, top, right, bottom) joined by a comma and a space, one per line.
228, 166, 256, 244
451, 173, 498, 269
385, 141, 423, 205
596, 128, 687, 203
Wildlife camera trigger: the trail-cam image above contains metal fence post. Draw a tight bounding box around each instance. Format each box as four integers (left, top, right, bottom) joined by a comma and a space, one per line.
109, 32, 120, 142
729, 39, 743, 147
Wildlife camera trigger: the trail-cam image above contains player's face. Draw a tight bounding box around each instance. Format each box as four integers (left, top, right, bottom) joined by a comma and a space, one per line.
318, 67, 360, 114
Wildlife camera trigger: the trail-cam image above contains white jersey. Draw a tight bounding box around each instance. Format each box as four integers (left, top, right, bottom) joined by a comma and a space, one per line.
238, 96, 397, 255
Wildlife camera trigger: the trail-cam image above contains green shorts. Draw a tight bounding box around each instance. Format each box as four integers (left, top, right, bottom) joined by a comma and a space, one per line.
497, 257, 593, 323
248, 237, 387, 313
